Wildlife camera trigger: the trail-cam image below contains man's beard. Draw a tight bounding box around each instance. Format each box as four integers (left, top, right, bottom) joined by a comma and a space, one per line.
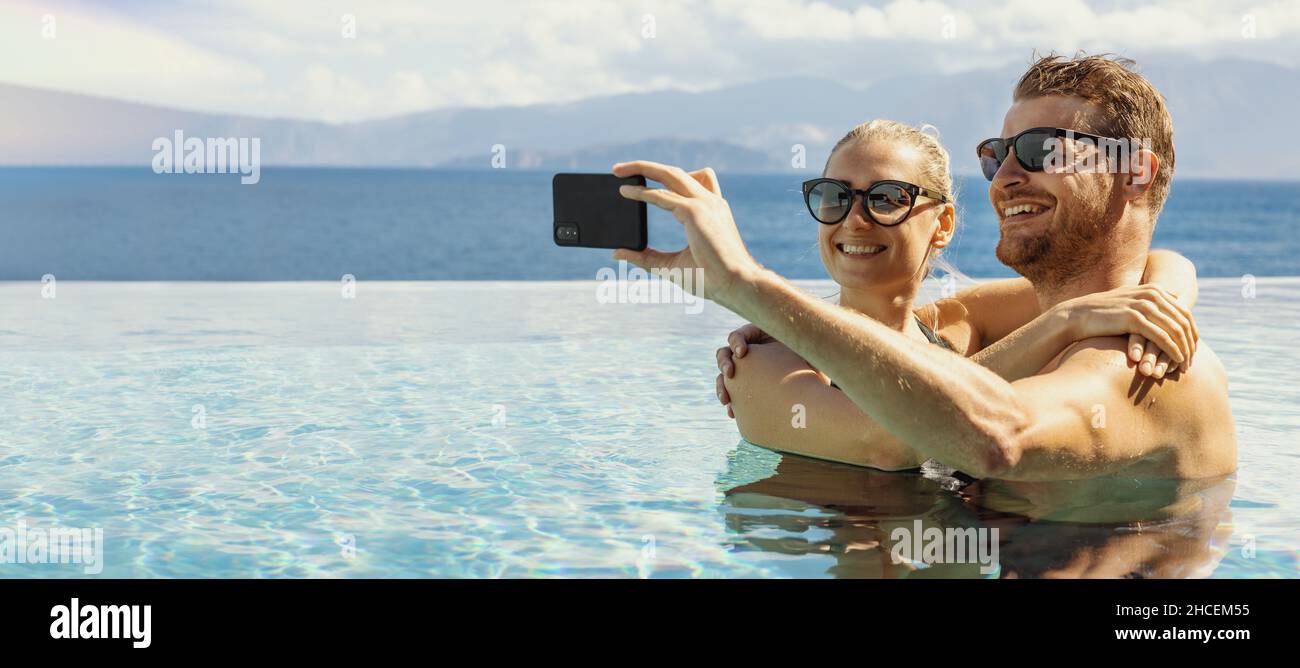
995, 188, 1115, 285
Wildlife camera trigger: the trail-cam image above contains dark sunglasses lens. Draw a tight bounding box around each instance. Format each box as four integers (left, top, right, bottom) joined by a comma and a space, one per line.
977, 140, 1004, 181
1014, 130, 1056, 171
807, 181, 851, 223
866, 183, 913, 226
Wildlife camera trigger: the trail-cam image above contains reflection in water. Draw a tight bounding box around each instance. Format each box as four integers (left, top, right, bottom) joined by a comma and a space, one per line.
718, 442, 1235, 579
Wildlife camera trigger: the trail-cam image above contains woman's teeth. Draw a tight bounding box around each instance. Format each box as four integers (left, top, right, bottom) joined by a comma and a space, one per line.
838, 243, 885, 256
1002, 203, 1045, 217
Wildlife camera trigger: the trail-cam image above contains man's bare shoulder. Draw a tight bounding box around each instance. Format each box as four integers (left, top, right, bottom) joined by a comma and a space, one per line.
1049, 335, 1229, 394
1040, 335, 1237, 477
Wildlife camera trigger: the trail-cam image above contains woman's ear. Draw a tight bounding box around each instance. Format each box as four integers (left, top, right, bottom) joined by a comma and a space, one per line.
931, 203, 955, 249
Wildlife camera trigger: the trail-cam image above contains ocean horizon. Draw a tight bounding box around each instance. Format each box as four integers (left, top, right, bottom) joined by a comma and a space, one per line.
4, 167, 1297, 281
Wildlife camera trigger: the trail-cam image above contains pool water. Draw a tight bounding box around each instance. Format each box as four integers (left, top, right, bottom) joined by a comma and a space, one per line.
0, 278, 1295, 578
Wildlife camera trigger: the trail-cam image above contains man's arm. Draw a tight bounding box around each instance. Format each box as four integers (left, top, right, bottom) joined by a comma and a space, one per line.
723, 342, 922, 471
609, 160, 1036, 477
725, 269, 1031, 479
608, 161, 1225, 480
727, 271, 1227, 480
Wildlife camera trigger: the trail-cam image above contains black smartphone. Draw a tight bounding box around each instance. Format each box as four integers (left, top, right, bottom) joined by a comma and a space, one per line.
552, 173, 647, 250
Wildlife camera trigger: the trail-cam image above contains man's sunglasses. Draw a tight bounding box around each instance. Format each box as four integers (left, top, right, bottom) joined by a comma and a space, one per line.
975, 127, 1124, 181
802, 178, 949, 227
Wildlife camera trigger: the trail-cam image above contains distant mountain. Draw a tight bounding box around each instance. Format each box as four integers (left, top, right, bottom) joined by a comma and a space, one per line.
2, 58, 1297, 179
439, 137, 786, 171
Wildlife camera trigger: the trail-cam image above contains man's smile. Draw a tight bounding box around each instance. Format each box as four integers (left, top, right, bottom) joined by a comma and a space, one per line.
998, 200, 1053, 226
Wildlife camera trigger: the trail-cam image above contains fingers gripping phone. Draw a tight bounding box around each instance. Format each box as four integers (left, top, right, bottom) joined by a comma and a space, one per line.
552, 173, 647, 250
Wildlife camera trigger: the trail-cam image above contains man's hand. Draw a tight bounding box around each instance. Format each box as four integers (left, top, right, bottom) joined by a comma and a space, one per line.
715, 323, 773, 417
611, 161, 762, 309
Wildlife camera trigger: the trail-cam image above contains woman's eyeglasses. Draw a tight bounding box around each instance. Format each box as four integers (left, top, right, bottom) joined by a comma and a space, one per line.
802, 178, 949, 227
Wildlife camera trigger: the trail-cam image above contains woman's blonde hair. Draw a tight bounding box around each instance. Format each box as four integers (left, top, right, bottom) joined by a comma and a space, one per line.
829, 119, 954, 205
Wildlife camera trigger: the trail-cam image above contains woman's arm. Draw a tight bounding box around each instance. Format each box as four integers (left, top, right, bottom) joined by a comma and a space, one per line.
940, 277, 1041, 352
1142, 249, 1198, 307
948, 249, 1199, 380
722, 342, 922, 471
968, 308, 1074, 381
944, 249, 1197, 352
971, 283, 1198, 381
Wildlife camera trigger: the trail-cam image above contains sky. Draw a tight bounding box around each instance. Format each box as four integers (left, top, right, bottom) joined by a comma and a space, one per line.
2, 0, 1298, 123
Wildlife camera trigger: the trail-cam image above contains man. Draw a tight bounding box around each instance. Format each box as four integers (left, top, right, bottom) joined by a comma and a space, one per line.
612, 54, 1236, 481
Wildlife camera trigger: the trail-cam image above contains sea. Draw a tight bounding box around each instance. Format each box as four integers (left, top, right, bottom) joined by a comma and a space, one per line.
1, 167, 1295, 280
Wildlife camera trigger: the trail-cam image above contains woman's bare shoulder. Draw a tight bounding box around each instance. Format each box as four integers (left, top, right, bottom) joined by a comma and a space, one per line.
915, 298, 980, 356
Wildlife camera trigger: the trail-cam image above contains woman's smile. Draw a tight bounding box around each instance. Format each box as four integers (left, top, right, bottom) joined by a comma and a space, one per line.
835, 241, 888, 258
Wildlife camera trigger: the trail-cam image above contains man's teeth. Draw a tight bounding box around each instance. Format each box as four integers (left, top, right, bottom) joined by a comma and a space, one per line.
840, 244, 885, 255
1003, 203, 1045, 217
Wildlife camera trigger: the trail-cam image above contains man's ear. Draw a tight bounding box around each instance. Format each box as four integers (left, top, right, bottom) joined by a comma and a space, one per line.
932, 203, 956, 249
1122, 145, 1159, 202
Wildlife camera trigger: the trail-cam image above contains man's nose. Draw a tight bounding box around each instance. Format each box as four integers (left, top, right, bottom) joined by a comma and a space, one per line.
993, 147, 1028, 190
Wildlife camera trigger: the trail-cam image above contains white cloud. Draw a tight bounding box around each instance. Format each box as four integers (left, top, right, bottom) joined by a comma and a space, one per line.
0, 2, 267, 109
1, 0, 1297, 122
716, 0, 967, 41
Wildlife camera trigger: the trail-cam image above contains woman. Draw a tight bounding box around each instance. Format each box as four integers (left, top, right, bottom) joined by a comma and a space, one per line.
711, 120, 1199, 471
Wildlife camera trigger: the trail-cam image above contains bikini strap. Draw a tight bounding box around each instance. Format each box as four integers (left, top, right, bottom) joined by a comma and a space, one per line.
914, 317, 954, 351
